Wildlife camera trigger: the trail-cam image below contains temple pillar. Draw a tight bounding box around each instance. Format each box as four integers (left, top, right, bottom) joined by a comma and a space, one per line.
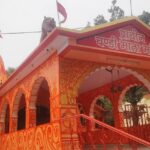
0, 113, 5, 134
111, 93, 122, 128
118, 109, 124, 127
29, 107, 36, 127
11, 116, 17, 132
26, 107, 29, 128
0, 121, 4, 134
60, 93, 81, 150
59, 58, 93, 149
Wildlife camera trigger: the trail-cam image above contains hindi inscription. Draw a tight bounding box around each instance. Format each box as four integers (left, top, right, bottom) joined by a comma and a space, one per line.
94, 28, 150, 55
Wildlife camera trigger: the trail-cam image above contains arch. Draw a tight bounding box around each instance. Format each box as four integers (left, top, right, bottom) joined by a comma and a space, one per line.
30, 76, 50, 126
118, 83, 149, 111
117, 84, 139, 127
118, 84, 150, 127
0, 99, 10, 133
89, 95, 106, 116
118, 84, 138, 112
12, 89, 26, 117
77, 66, 150, 94
77, 65, 150, 128
12, 89, 26, 131
30, 77, 46, 109
116, 66, 150, 91
89, 95, 114, 126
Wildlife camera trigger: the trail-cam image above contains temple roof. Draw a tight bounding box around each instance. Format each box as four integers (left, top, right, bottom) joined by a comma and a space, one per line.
0, 16, 149, 96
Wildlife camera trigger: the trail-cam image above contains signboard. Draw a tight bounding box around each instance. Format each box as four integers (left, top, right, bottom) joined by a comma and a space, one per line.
78, 25, 150, 56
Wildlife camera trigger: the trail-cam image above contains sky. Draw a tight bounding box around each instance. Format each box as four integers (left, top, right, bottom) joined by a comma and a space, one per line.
0, 0, 150, 69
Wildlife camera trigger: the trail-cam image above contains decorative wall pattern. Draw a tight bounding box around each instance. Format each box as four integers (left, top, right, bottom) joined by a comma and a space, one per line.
59, 58, 98, 106
0, 123, 61, 150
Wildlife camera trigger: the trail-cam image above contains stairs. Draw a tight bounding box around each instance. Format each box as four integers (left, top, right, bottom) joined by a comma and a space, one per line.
76, 114, 150, 150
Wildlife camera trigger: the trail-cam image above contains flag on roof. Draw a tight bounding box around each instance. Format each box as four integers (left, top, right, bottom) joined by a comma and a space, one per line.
57, 1, 67, 24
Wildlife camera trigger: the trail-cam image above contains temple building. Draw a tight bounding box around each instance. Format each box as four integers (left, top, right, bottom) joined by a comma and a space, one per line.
0, 17, 150, 149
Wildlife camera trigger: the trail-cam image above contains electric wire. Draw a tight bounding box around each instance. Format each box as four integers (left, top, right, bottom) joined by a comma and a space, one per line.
0, 26, 85, 36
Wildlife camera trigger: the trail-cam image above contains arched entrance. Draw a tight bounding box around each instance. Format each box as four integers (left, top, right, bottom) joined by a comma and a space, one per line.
12, 91, 26, 131
30, 77, 50, 127
17, 94, 26, 130
77, 66, 150, 128
120, 85, 149, 127
90, 95, 114, 127
0, 100, 10, 134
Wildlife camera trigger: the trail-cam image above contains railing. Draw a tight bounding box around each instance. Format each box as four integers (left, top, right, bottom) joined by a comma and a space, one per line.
61, 114, 150, 150
121, 124, 150, 143
122, 104, 150, 127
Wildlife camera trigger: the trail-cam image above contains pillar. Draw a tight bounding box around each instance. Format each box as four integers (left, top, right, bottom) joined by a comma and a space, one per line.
26, 107, 29, 128
112, 93, 122, 128
11, 116, 17, 132
60, 92, 81, 150
0, 121, 4, 134
29, 107, 36, 127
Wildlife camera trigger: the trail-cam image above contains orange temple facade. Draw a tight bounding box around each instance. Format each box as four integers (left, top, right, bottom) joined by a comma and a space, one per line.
0, 17, 150, 149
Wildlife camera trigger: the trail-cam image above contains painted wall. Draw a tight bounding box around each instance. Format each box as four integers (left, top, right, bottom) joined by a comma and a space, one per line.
0, 53, 61, 149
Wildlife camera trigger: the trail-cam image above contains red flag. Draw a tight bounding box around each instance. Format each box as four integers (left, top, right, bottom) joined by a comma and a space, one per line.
57, 1, 67, 24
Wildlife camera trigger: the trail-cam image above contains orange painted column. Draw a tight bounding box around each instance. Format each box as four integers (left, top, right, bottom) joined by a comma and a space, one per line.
26, 107, 29, 128
29, 107, 36, 127
60, 95, 81, 150
25, 96, 29, 129
118, 111, 124, 127
11, 117, 17, 132
112, 92, 122, 128
0, 121, 4, 133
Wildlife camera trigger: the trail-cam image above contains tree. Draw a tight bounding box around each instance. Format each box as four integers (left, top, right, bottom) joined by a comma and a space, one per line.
6, 67, 16, 77
108, 0, 125, 22
85, 21, 91, 28
96, 96, 114, 126
123, 86, 148, 126
94, 15, 107, 25
138, 11, 150, 26
93, 0, 125, 26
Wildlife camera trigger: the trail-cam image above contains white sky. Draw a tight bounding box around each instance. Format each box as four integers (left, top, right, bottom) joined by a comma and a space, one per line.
0, 0, 149, 69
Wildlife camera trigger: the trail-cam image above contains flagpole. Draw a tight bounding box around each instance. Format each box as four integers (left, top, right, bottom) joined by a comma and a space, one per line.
130, 0, 133, 16
56, 0, 61, 27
